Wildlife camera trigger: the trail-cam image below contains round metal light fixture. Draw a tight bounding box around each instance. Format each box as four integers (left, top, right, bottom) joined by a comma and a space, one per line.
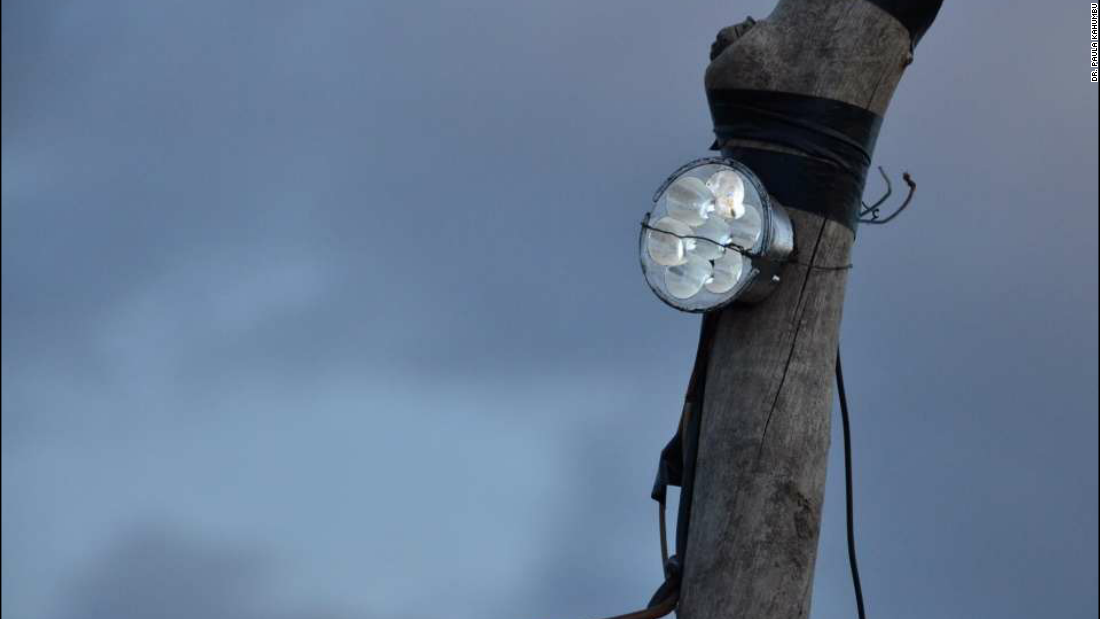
639, 158, 794, 312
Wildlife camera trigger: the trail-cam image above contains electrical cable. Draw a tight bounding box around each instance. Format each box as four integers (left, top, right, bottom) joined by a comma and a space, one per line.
836, 349, 867, 619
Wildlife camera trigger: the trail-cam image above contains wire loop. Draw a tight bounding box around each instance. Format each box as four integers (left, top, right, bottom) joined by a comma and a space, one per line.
859, 167, 916, 224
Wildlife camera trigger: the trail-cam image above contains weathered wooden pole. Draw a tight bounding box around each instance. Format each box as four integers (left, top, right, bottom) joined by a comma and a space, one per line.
677, 2, 941, 618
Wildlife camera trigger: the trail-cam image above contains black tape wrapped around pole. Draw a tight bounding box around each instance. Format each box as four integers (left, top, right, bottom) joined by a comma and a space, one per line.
864, 0, 943, 48
707, 89, 884, 232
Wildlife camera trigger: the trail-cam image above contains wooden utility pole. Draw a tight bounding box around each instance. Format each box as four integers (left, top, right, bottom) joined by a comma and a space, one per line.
677, 2, 940, 618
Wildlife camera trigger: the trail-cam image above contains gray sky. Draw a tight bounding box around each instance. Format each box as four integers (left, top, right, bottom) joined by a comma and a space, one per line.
2, 1, 1097, 618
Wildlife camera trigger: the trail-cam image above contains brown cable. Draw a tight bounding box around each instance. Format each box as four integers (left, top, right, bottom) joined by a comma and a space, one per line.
588, 594, 679, 619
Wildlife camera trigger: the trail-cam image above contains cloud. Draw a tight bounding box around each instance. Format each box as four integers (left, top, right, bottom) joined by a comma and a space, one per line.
53, 526, 371, 619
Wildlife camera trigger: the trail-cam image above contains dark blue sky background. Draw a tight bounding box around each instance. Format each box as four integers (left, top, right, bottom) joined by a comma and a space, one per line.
3, 2, 1097, 618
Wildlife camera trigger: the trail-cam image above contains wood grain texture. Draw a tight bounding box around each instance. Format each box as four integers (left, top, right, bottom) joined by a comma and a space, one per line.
678, 1, 923, 617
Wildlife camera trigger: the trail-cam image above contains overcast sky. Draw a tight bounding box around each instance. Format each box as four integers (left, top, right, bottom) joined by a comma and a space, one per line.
2, 2, 1097, 618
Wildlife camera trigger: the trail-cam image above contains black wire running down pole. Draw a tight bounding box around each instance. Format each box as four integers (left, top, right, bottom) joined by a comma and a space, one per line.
835, 349, 867, 619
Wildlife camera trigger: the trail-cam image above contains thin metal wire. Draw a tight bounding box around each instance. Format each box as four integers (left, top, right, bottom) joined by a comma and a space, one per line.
800, 261, 854, 272
639, 220, 852, 271
859, 166, 893, 217
639, 220, 752, 257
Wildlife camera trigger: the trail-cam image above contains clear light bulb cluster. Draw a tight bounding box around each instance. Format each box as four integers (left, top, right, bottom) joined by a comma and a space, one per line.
645, 168, 763, 301
640, 159, 794, 313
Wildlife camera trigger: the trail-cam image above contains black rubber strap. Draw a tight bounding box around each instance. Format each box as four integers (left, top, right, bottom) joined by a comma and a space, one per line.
864, 0, 943, 48
727, 145, 870, 231
707, 88, 883, 232
647, 314, 720, 613
708, 89, 881, 179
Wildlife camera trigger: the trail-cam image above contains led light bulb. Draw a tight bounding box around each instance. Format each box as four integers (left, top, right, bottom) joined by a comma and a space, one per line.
640, 158, 793, 312
706, 250, 746, 294
728, 201, 763, 250
706, 170, 746, 220
646, 216, 693, 266
665, 177, 714, 226
665, 254, 712, 299
690, 216, 732, 261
